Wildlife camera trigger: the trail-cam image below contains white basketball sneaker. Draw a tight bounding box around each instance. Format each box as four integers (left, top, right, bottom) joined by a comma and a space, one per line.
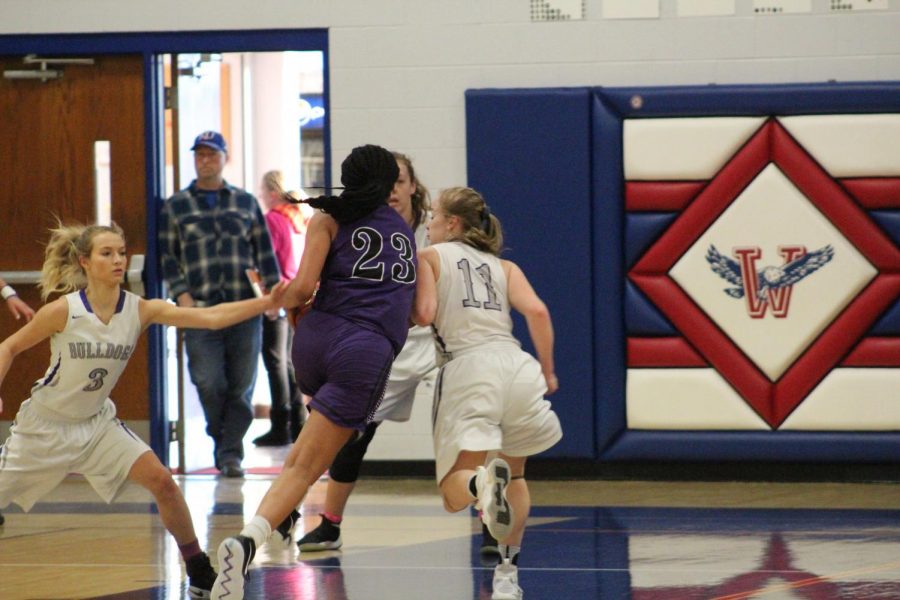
475, 457, 513, 541
492, 558, 523, 599
210, 535, 255, 600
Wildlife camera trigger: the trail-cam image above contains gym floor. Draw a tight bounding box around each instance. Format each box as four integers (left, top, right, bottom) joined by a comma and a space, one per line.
2, 460, 900, 599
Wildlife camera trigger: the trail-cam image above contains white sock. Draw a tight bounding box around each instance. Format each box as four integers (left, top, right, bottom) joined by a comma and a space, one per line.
499, 544, 521, 566
240, 515, 272, 547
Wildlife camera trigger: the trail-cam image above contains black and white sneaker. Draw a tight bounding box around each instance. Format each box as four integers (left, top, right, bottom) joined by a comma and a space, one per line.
296, 514, 343, 552
273, 508, 301, 544
476, 458, 513, 542
185, 552, 216, 599
210, 535, 256, 600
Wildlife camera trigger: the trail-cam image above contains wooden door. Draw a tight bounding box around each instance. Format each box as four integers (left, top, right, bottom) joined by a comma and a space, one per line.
0, 54, 148, 420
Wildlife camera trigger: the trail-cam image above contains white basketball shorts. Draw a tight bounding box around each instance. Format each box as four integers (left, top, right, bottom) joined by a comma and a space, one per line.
432, 347, 562, 484
0, 398, 151, 512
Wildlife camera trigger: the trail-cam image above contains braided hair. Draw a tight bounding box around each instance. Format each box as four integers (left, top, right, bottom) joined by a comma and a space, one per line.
295, 144, 399, 224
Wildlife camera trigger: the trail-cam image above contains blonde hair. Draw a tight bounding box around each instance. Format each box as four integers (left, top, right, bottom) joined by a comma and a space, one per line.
438, 187, 503, 256
39, 221, 125, 300
262, 170, 303, 203
392, 151, 430, 230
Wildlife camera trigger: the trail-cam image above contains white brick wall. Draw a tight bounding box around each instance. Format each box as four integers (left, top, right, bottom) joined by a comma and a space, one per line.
2, 0, 898, 189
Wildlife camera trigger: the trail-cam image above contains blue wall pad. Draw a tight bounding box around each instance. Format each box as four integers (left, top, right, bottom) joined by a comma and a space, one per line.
597, 82, 900, 118
870, 299, 900, 336
591, 92, 627, 455
625, 280, 677, 336
870, 209, 900, 246
625, 212, 679, 269
466, 81, 900, 464
466, 88, 595, 458
602, 431, 900, 462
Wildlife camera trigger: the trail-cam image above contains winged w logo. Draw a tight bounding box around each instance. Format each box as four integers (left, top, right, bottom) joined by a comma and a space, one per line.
706, 244, 834, 318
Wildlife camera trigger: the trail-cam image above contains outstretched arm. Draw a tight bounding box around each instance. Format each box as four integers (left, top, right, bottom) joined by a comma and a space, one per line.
1, 277, 36, 323
0, 298, 68, 413
282, 211, 335, 310
411, 247, 439, 326
504, 260, 558, 395
139, 282, 287, 331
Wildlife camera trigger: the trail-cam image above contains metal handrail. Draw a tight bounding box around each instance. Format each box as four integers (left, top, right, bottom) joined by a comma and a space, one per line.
0, 271, 42, 284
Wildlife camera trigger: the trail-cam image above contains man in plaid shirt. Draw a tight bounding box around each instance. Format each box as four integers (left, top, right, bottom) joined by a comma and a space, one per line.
159, 130, 281, 478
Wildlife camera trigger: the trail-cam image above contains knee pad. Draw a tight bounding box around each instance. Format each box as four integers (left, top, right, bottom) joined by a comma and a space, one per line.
328, 422, 380, 483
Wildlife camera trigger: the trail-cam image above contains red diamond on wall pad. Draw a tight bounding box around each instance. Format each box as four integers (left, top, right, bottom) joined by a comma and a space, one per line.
629, 119, 900, 428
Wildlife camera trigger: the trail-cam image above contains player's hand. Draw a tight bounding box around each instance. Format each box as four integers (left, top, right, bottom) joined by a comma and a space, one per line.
176, 292, 195, 307
544, 373, 559, 396
5, 296, 35, 323
267, 281, 287, 308
287, 299, 314, 327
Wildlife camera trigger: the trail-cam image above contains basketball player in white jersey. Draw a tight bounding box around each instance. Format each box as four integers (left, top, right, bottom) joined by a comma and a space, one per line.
0, 222, 285, 598
413, 186, 562, 600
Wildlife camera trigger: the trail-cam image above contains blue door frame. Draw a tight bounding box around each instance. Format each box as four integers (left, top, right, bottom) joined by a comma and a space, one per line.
0, 29, 331, 463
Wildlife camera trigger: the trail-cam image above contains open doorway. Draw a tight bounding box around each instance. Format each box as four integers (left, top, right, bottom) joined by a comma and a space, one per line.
0, 29, 330, 470
163, 50, 326, 474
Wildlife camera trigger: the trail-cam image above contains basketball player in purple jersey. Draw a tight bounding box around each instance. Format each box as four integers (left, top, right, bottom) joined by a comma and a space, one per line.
211, 145, 416, 600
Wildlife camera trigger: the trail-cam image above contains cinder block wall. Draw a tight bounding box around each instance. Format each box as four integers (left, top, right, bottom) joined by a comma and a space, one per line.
2, 1, 898, 189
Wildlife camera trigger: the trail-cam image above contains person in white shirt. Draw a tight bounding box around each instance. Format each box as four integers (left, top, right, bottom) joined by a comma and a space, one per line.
0, 222, 284, 598
413, 186, 563, 600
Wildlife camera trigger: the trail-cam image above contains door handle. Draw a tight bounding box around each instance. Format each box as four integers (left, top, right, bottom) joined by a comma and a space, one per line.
0, 271, 41, 284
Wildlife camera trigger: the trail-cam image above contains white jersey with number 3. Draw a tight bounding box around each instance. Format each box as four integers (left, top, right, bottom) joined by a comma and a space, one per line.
29, 290, 141, 421
431, 241, 519, 358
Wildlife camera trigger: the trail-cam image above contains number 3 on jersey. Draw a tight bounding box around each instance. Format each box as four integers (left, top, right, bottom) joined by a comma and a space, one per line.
457, 258, 501, 311
82, 368, 109, 392
351, 226, 416, 283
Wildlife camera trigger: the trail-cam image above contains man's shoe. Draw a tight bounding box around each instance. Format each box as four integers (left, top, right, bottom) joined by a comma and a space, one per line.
252, 430, 290, 447
210, 535, 255, 600
476, 458, 513, 542
491, 558, 523, 600
185, 552, 216, 599
219, 460, 245, 478
273, 508, 301, 544
296, 514, 343, 552
480, 520, 501, 567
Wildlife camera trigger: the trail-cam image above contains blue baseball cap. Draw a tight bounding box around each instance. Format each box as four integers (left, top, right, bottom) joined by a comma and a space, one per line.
191, 130, 227, 153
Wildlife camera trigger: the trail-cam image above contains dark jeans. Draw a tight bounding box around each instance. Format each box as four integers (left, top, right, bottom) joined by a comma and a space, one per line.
262, 315, 306, 438
184, 315, 261, 466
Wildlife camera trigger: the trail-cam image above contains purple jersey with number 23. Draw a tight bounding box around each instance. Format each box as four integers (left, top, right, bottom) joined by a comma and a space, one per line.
312, 203, 417, 355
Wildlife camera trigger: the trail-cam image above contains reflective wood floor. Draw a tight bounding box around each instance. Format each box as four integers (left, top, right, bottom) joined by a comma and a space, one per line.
2, 469, 900, 599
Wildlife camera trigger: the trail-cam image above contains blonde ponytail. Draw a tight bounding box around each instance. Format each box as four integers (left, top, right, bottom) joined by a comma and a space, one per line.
39, 221, 125, 300
438, 187, 504, 256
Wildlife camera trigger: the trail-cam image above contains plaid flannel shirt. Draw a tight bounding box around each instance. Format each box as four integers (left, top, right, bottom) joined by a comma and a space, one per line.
158, 180, 281, 305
